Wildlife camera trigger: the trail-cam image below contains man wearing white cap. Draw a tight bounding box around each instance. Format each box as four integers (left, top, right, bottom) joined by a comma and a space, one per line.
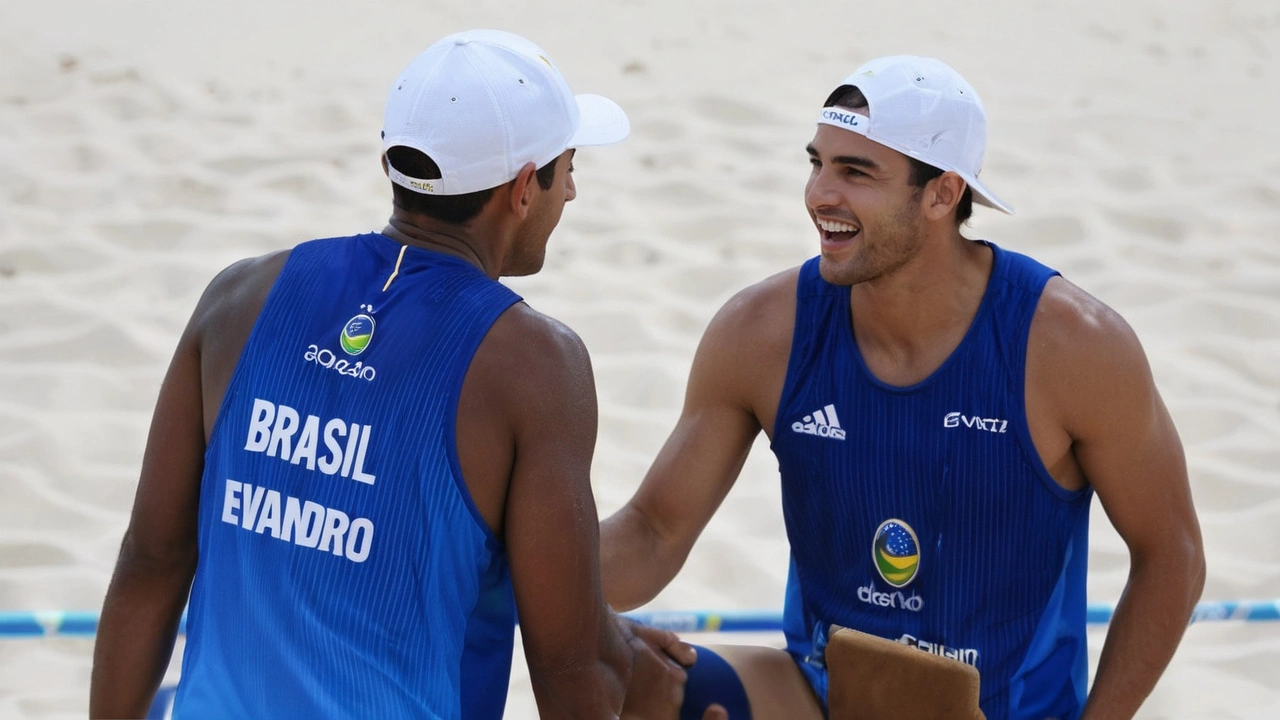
91, 29, 692, 719
601, 56, 1205, 719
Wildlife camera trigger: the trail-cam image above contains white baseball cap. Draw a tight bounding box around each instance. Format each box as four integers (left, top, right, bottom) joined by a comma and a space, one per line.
382, 29, 631, 196
817, 55, 1012, 214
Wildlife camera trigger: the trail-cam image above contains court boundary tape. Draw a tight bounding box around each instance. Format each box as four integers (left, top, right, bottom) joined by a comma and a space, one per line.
1, 599, 1278, 638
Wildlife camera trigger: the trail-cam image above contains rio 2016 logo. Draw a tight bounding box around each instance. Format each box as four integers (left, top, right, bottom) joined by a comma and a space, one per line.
340, 313, 375, 356
873, 519, 921, 588
303, 305, 378, 382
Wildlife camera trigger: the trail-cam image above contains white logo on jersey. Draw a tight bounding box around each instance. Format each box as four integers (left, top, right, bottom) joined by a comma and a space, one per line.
897, 634, 979, 665
943, 411, 1007, 434
857, 583, 924, 612
792, 404, 846, 440
244, 398, 377, 485
305, 344, 377, 382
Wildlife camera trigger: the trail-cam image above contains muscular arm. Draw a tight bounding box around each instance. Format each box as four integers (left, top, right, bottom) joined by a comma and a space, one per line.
89, 253, 286, 718
89, 319, 203, 718
600, 271, 794, 611
1031, 280, 1206, 719
476, 306, 636, 717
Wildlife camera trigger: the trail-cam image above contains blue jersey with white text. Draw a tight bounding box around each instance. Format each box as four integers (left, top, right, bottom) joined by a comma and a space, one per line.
174, 233, 521, 720
771, 242, 1093, 720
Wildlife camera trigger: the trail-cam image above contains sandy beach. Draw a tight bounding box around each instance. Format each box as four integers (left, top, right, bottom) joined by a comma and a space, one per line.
1, 0, 1278, 717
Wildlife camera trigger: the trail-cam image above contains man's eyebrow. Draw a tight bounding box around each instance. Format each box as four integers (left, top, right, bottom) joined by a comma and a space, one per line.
806, 143, 882, 171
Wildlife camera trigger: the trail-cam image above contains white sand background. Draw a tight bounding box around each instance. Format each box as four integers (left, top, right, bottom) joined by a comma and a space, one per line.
1, 0, 1278, 717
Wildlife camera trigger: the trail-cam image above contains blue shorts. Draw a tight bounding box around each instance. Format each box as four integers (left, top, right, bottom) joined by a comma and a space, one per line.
681, 645, 753, 720
788, 648, 830, 718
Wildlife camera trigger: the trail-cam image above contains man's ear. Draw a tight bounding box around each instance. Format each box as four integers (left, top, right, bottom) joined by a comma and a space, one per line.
381, 154, 390, 178
923, 171, 966, 222
508, 162, 539, 219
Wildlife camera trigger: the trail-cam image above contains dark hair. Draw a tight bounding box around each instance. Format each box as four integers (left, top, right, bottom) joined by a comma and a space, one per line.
822, 85, 973, 225
386, 146, 559, 224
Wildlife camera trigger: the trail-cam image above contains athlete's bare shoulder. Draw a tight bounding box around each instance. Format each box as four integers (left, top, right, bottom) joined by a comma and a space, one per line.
1032, 276, 1145, 364
686, 265, 802, 433
703, 264, 802, 350
1029, 275, 1156, 437
191, 250, 292, 340
183, 249, 292, 432
480, 301, 591, 376
465, 300, 595, 426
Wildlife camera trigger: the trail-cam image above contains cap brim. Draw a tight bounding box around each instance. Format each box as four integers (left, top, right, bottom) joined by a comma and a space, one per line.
569, 94, 630, 147
966, 176, 1014, 215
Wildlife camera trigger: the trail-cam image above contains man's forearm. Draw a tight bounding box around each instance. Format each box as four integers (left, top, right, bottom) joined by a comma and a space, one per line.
600, 505, 682, 611
1081, 546, 1205, 720
528, 612, 635, 719
90, 545, 194, 718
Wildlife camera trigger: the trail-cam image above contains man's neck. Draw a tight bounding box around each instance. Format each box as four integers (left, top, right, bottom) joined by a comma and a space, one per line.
381, 213, 504, 279
849, 235, 993, 386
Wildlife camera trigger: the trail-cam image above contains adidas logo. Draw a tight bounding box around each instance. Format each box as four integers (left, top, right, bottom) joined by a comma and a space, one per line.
791, 403, 846, 440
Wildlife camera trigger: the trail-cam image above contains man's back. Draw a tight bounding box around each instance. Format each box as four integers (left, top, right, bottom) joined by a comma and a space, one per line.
174, 233, 521, 719
89, 29, 705, 719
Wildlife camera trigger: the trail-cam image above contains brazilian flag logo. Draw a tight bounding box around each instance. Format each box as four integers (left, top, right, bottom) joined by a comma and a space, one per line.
340, 314, 375, 356
873, 519, 921, 588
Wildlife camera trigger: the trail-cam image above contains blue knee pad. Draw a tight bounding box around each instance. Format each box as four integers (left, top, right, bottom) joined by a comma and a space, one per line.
680, 645, 752, 720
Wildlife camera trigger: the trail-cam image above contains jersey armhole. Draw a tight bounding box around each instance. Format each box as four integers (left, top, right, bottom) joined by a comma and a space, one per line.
443, 296, 523, 549
203, 249, 304, 454
770, 259, 821, 445
1008, 272, 1090, 503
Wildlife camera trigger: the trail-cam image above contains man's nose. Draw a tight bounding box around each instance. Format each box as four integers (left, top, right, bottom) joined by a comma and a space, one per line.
805, 170, 839, 211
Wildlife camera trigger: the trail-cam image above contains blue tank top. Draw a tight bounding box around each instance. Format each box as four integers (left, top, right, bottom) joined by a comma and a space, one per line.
174, 233, 521, 720
771, 242, 1093, 720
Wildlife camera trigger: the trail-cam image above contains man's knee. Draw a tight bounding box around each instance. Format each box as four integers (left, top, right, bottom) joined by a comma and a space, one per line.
681, 645, 752, 720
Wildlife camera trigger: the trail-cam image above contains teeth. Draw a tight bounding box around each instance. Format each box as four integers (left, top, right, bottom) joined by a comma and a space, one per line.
818, 219, 859, 233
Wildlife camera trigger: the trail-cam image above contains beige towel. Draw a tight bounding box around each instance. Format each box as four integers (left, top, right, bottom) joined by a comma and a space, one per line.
826, 625, 985, 720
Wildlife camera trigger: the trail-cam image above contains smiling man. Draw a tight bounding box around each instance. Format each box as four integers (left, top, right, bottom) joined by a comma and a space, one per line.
600, 55, 1205, 720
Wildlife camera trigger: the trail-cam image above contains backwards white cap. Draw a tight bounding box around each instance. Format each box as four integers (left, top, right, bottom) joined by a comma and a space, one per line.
817, 55, 1012, 214
382, 29, 631, 195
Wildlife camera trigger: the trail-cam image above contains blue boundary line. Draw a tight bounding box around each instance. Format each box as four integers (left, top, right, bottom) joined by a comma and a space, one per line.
2, 600, 1278, 638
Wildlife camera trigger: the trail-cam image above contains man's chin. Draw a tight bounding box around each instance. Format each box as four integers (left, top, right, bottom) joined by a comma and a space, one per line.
818, 256, 865, 287
501, 257, 546, 278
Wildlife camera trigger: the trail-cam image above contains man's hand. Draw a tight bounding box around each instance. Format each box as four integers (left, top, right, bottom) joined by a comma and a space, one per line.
619, 619, 695, 719
627, 620, 698, 668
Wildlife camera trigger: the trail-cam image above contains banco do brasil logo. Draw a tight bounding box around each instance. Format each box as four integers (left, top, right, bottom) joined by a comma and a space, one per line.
340, 313, 376, 356
873, 519, 920, 588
